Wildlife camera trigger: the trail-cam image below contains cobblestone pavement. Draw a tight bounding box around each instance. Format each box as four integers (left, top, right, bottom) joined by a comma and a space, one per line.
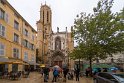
0, 72, 93, 83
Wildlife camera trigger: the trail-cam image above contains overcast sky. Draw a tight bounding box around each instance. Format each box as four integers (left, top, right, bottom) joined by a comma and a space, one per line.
8, 0, 124, 32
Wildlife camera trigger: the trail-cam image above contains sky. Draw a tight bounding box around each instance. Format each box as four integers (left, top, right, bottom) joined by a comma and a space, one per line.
8, 0, 124, 32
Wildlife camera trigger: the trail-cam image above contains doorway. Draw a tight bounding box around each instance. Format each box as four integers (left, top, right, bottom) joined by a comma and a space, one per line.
54, 61, 62, 68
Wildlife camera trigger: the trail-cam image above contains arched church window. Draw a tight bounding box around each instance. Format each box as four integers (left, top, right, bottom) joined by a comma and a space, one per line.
55, 37, 61, 50
47, 11, 49, 22
43, 11, 44, 23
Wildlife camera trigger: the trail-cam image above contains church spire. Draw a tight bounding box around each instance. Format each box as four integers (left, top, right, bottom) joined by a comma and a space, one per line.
66, 27, 67, 32
57, 27, 59, 32
45, 1, 46, 5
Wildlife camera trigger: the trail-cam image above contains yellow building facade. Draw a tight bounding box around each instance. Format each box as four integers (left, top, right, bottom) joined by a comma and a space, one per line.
0, 0, 37, 72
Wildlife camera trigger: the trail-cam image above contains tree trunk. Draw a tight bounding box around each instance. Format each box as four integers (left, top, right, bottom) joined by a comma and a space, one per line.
79, 59, 80, 70
89, 57, 92, 77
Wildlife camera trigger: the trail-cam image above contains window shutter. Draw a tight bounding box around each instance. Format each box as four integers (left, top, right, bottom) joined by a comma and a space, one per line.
2, 26, 5, 37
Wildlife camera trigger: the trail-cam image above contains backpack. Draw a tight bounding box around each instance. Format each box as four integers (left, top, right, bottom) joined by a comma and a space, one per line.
53, 70, 58, 76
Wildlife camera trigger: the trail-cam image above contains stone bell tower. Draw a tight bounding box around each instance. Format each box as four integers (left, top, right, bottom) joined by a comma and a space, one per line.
36, 3, 52, 64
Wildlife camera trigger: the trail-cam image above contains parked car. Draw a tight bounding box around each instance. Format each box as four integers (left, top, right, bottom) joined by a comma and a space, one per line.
94, 72, 124, 83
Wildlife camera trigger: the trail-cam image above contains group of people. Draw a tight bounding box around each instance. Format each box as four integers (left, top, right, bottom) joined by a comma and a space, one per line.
41, 66, 81, 82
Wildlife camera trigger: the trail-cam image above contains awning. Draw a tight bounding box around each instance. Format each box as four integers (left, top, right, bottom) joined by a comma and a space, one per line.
40, 64, 45, 67
0, 56, 28, 65
8, 58, 25, 65
0, 56, 12, 64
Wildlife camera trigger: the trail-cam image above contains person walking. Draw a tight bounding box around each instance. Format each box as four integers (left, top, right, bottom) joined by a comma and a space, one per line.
52, 68, 59, 82
63, 67, 69, 82
43, 67, 49, 82
75, 68, 80, 81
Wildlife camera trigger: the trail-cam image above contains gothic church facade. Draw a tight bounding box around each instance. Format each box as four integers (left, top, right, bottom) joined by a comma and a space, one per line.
36, 4, 74, 68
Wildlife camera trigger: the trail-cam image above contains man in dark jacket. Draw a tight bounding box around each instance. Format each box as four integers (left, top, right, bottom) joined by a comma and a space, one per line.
43, 67, 49, 82
75, 68, 80, 81
63, 67, 69, 82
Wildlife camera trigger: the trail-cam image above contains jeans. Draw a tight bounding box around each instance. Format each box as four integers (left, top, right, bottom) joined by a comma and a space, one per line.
52, 75, 57, 82
76, 75, 79, 81
44, 74, 48, 82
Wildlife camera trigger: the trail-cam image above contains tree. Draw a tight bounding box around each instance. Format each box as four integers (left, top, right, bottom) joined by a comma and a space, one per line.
71, 0, 124, 75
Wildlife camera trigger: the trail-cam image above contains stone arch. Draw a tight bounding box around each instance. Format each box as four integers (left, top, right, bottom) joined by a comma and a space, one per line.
51, 50, 65, 67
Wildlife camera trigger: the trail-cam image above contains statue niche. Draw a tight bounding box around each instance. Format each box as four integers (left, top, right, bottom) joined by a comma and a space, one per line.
55, 36, 61, 50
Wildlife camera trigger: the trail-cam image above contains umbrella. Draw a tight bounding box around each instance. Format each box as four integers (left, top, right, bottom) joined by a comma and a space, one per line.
54, 65, 60, 68
53, 65, 61, 70
109, 67, 118, 71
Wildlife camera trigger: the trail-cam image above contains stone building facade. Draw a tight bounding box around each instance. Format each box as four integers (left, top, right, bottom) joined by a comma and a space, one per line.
36, 4, 74, 68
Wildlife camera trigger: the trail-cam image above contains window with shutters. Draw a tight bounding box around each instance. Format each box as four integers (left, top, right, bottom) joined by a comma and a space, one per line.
13, 48, 19, 58
23, 39, 28, 48
31, 44, 34, 50
24, 52, 28, 61
31, 55, 35, 62
32, 34, 34, 41
14, 33, 19, 43
14, 20, 19, 30
24, 29, 28, 37
0, 43, 5, 56
0, 8, 5, 20
0, 24, 5, 37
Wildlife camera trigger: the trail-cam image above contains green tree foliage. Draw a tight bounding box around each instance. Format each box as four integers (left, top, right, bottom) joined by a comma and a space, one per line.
71, 0, 124, 70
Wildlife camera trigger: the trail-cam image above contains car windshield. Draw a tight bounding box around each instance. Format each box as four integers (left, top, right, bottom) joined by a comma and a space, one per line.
113, 74, 124, 82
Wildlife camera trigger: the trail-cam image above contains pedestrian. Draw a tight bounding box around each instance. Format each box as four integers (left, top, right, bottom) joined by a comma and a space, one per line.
85, 68, 89, 77
75, 68, 80, 81
63, 67, 69, 82
43, 67, 49, 82
103, 68, 108, 72
52, 68, 59, 82
40, 68, 44, 77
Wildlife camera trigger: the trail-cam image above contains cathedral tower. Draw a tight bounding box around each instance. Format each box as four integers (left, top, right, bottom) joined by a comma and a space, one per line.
37, 3, 52, 64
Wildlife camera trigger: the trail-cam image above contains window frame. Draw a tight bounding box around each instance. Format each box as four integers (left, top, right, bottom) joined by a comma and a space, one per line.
24, 52, 28, 61
24, 29, 28, 37
14, 20, 19, 30
0, 8, 5, 20
0, 43, 5, 56
0, 24, 5, 37
13, 33, 19, 43
13, 48, 19, 58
